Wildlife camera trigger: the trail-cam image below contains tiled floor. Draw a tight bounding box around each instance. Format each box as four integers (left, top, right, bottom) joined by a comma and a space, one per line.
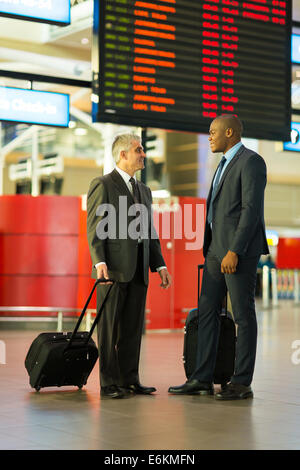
1, 299, 300, 450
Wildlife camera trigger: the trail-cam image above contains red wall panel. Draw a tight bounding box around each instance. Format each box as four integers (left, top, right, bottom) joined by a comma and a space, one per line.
0, 234, 78, 275
0, 195, 80, 314
0, 276, 78, 312
0, 194, 205, 328
173, 197, 205, 328
0, 195, 79, 234
145, 197, 205, 330
276, 238, 300, 269
77, 198, 96, 310
145, 237, 173, 330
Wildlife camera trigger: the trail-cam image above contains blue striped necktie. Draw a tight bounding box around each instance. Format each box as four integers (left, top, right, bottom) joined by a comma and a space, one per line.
207, 156, 227, 225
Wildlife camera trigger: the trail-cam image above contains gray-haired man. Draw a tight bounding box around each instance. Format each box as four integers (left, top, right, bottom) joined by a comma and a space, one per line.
87, 133, 171, 398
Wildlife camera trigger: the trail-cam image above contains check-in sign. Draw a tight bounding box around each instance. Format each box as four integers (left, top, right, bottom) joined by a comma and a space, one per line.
283, 122, 300, 152
0, 86, 69, 127
0, 0, 70, 26
292, 34, 300, 64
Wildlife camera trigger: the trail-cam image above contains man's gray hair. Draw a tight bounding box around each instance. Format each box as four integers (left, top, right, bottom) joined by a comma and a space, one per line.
112, 133, 141, 163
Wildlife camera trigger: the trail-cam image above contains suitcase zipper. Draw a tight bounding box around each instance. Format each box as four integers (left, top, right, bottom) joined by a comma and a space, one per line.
28, 333, 90, 373
29, 334, 72, 371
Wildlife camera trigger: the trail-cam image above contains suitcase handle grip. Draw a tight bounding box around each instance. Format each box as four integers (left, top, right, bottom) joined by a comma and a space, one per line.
66, 278, 114, 349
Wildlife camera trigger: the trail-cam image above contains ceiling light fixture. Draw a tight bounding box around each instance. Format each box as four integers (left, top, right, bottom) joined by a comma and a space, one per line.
74, 128, 87, 136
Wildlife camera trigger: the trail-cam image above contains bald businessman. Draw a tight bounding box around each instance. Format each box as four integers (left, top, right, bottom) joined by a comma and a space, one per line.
168, 114, 269, 400
87, 133, 171, 399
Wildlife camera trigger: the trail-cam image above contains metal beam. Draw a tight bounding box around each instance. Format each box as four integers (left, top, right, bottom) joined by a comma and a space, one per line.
0, 69, 91, 88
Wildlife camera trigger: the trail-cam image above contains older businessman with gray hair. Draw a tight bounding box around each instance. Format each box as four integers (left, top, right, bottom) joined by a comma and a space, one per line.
87, 133, 171, 399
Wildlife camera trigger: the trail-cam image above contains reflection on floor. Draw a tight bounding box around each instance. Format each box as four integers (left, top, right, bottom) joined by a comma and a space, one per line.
1, 299, 300, 450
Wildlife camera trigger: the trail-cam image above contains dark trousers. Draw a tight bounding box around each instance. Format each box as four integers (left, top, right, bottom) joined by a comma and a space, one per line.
96, 245, 147, 387
191, 249, 260, 386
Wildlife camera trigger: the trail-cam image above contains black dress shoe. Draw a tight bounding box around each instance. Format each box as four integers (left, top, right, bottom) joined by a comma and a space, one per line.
124, 383, 156, 395
215, 382, 253, 400
101, 385, 125, 399
168, 380, 214, 395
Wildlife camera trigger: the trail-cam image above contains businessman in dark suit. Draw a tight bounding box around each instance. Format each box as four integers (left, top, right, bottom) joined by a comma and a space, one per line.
87, 133, 171, 398
169, 114, 269, 400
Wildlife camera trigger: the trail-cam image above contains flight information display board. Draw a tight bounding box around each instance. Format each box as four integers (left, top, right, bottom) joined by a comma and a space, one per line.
92, 0, 291, 140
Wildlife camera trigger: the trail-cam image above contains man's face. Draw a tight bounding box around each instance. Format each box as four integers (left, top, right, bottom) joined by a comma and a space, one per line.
208, 118, 229, 154
124, 139, 146, 174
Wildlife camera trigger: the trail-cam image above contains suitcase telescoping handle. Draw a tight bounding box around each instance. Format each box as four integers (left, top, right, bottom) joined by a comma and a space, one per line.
197, 264, 227, 313
197, 264, 204, 313
197, 264, 204, 314
66, 278, 114, 349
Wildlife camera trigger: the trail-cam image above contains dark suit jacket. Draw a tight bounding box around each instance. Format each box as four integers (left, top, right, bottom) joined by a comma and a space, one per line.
87, 169, 165, 285
203, 144, 269, 260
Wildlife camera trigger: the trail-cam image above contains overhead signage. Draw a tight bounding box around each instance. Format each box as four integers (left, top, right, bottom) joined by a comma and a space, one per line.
283, 122, 300, 152
0, 86, 70, 127
92, 0, 291, 140
292, 34, 300, 64
0, 0, 71, 26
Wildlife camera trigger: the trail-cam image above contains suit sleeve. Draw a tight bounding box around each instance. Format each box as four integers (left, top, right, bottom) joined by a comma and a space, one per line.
87, 177, 107, 266
229, 154, 267, 256
148, 188, 166, 272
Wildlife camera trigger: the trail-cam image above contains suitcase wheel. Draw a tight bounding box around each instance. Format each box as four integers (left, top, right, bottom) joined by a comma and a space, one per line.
35, 386, 41, 392
77, 385, 83, 390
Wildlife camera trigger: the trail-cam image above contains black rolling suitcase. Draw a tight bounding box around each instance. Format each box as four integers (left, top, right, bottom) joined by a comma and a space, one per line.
183, 264, 236, 386
25, 279, 113, 391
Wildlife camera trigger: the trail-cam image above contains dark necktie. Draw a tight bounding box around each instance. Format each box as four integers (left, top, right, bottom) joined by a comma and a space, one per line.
207, 156, 227, 225
129, 177, 140, 204
129, 177, 142, 241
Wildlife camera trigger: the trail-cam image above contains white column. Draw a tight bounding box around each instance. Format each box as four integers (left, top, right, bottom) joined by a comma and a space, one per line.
57, 312, 63, 332
85, 310, 92, 331
262, 265, 269, 308
271, 268, 278, 307
294, 270, 299, 304
31, 128, 39, 196
103, 124, 116, 175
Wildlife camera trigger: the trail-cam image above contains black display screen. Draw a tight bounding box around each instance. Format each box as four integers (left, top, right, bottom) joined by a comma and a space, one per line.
92, 0, 291, 140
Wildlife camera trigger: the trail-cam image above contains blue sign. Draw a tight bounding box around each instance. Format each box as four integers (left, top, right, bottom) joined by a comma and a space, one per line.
283, 122, 300, 152
0, 0, 70, 26
292, 34, 300, 64
0, 86, 69, 127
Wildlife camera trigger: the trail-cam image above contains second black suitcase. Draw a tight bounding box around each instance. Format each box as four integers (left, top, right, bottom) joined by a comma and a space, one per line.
25, 278, 113, 391
183, 264, 236, 386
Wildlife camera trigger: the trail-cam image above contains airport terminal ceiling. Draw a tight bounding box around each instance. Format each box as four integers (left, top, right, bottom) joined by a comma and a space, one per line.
0, 0, 300, 147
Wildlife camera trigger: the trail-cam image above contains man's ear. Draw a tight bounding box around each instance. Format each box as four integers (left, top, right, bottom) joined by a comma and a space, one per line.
226, 127, 234, 138
120, 150, 127, 160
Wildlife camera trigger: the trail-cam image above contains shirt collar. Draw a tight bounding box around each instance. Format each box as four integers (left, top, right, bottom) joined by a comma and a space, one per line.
224, 141, 243, 161
115, 166, 136, 184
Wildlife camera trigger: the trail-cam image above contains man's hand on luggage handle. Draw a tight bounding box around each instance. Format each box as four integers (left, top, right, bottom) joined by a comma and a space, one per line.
96, 263, 113, 284
221, 250, 238, 274
159, 268, 172, 289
